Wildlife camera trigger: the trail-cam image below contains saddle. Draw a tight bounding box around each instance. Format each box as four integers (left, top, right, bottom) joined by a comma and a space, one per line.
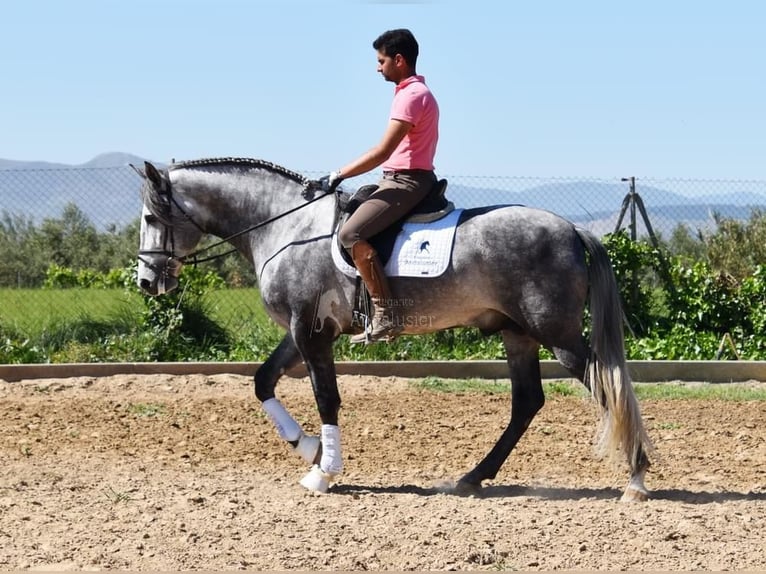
336, 178, 454, 267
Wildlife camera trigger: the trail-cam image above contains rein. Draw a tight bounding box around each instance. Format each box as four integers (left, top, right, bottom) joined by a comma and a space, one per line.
181, 185, 337, 265
144, 173, 337, 267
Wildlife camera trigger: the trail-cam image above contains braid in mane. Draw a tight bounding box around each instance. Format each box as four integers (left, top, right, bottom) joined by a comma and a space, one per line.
169, 157, 309, 186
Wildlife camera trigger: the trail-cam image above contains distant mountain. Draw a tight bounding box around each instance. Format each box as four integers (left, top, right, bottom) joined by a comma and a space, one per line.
445, 180, 766, 237
446, 180, 766, 213
0, 152, 150, 170
0, 158, 71, 170
0, 153, 156, 229
81, 152, 151, 168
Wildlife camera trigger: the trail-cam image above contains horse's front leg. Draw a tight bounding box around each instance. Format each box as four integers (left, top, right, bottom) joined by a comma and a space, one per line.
291, 325, 343, 493
255, 333, 321, 466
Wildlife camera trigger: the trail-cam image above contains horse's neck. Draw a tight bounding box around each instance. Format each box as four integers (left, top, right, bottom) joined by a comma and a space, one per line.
249, 192, 337, 263
178, 169, 314, 236
214, 178, 336, 271
173, 167, 337, 275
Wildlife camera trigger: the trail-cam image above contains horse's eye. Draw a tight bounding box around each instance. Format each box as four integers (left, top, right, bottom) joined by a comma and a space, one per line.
144, 213, 158, 224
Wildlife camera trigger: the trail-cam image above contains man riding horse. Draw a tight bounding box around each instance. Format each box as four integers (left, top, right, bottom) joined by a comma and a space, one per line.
325, 28, 440, 344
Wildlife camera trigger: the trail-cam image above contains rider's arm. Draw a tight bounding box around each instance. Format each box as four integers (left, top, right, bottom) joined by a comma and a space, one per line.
337, 119, 411, 179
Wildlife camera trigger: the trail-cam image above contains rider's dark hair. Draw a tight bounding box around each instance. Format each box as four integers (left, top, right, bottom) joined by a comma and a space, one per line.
373, 29, 419, 69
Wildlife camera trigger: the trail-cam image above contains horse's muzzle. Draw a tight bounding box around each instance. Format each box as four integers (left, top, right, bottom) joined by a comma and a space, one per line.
137, 273, 180, 296
137, 254, 182, 296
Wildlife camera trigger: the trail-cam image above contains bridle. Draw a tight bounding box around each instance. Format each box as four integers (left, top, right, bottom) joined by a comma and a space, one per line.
137, 167, 336, 286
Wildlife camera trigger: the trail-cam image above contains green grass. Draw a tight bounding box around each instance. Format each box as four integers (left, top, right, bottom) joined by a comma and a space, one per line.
655, 421, 682, 430
0, 287, 271, 335
0, 287, 285, 363
0, 288, 142, 332
544, 380, 586, 397
414, 376, 509, 394
634, 382, 766, 401
412, 377, 588, 398
411, 377, 766, 401
127, 402, 164, 417
102, 485, 134, 505
203, 288, 273, 329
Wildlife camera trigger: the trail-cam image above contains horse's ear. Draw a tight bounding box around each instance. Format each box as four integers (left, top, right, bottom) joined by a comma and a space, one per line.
144, 161, 164, 188
129, 163, 146, 179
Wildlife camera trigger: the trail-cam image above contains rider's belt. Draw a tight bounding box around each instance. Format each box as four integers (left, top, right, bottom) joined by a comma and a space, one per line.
382, 169, 435, 177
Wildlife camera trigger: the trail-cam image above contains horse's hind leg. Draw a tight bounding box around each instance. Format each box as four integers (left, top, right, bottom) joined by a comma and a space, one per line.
622, 449, 651, 502
255, 333, 321, 466
552, 344, 588, 387
456, 332, 544, 495
553, 343, 651, 502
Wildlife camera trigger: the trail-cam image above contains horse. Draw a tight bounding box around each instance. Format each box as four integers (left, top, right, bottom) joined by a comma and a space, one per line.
136, 157, 653, 501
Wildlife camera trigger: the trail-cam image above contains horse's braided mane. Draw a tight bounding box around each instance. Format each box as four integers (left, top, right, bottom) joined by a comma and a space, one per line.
169, 157, 308, 185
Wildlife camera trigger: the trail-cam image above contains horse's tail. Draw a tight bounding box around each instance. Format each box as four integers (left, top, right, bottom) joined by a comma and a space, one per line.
575, 227, 653, 467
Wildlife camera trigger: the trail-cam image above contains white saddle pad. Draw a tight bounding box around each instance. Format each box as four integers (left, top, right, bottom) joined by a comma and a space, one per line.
332, 208, 463, 278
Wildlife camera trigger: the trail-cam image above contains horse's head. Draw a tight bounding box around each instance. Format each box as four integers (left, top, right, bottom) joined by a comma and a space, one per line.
137, 161, 204, 296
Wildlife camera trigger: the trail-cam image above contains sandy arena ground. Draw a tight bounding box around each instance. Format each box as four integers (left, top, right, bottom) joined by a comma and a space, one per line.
1, 373, 765, 571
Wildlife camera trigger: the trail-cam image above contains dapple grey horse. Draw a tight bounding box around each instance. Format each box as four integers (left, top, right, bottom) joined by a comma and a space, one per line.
136, 157, 653, 501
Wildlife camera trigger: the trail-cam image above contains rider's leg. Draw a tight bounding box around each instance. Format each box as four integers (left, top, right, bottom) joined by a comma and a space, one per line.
339, 171, 434, 343
349, 239, 401, 342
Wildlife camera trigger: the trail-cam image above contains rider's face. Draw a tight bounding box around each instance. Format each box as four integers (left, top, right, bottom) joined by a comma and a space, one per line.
376, 50, 402, 83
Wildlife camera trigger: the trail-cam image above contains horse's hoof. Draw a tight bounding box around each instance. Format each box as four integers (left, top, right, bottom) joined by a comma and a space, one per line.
293, 434, 321, 464
454, 479, 483, 497
299, 465, 333, 493
621, 486, 649, 502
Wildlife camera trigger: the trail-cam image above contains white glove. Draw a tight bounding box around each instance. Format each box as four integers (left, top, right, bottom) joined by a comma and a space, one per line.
328, 170, 343, 189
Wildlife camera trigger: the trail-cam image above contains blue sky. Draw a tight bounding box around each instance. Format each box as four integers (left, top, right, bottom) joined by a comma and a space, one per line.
2, 1, 764, 179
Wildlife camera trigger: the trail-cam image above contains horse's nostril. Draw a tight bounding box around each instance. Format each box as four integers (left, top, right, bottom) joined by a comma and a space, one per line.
139, 279, 151, 292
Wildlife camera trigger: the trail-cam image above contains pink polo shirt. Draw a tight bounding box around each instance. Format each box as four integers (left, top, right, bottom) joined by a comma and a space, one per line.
382, 75, 439, 172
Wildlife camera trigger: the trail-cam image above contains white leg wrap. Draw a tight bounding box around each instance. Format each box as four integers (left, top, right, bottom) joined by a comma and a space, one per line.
293, 433, 320, 464
261, 398, 301, 442
320, 424, 343, 476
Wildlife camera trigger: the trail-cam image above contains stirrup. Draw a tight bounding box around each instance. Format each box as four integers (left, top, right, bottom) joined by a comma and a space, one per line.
349, 331, 399, 345
350, 333, 396, 345
349, 323, 401, 345
349, 331, 372, 345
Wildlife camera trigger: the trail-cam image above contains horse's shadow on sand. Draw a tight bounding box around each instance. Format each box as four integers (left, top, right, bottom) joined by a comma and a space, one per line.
331, 483, 766, 504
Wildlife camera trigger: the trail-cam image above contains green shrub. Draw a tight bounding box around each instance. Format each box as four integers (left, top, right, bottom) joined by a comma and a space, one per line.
129, 265, 231, 361
0, 326, 46, 364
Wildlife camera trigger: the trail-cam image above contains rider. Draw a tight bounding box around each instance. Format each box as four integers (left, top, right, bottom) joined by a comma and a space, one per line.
326, 28, 440, 344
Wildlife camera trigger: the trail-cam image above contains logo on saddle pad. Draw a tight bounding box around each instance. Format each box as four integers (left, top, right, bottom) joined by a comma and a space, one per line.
332, 209, 463, 278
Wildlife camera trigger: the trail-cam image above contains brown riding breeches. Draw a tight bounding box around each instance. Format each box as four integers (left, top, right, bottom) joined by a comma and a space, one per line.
338, 169, 437, 249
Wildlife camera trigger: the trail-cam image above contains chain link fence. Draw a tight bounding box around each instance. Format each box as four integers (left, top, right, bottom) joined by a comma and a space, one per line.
2, 163, 766, 338
1, 165, 142, 232
4, 164, 765, 236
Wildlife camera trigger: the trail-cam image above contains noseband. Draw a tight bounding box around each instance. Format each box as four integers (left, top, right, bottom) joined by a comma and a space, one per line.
137, 170, 202, 286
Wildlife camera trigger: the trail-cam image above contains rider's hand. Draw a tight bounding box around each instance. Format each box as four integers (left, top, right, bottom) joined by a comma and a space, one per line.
320, 170, 344, 192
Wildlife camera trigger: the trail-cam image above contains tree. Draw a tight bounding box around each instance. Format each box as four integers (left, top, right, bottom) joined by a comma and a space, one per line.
36, 203, 99, 270
705, 209, 766, 280
665, 223, 706, 264
0, 212, 47, 287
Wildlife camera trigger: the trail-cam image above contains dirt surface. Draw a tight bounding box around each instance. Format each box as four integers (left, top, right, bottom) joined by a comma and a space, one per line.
0, 373, 765, 571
